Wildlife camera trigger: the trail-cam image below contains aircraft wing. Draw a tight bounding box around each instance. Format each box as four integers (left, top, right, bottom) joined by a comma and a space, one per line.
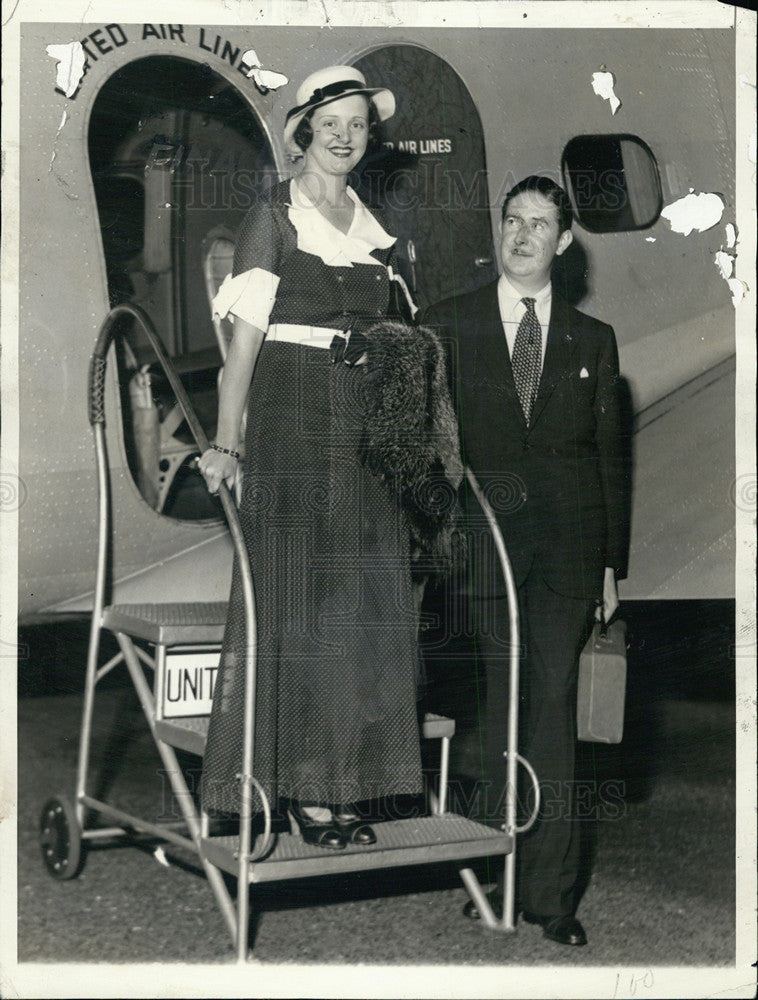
620, 357, 735, 599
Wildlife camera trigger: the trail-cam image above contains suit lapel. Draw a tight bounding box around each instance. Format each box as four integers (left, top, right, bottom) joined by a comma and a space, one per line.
529, 292, 579, 429
473, 283, 527, 429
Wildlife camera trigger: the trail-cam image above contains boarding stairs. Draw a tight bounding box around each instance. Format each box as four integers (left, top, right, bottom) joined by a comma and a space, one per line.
39, 304, 535, 962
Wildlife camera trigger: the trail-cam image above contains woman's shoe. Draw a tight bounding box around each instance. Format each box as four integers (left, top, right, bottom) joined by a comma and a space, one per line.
333, 806, 377, 846
289, 803, 346, 850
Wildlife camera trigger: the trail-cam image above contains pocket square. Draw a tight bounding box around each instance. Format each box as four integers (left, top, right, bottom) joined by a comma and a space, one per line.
579, 367, 590, 379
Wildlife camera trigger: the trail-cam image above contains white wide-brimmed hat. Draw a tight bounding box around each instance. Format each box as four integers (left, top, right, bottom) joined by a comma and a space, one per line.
283, 65, 395, 154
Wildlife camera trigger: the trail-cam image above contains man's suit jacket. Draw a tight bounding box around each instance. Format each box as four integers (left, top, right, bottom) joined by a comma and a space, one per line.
423, 280, 629, 600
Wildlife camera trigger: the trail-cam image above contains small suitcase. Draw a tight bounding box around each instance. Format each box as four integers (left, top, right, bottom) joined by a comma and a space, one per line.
577, 618, 627, 743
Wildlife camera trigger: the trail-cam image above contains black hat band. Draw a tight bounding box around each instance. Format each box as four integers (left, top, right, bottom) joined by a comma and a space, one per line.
285, 79, 369, 124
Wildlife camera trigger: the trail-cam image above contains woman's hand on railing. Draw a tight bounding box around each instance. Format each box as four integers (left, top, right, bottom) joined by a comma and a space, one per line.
198, 448, 238, 495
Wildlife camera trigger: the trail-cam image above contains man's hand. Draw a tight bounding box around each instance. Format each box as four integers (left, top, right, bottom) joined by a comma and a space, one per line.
596, 567, 619, 623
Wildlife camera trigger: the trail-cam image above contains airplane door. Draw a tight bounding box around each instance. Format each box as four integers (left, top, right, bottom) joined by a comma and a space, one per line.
88, 57, 277, 516
353, 46, 497, 313
89, 56, 276, 362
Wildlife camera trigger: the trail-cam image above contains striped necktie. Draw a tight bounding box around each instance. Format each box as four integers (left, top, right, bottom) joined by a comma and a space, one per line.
511, 296, 542, 423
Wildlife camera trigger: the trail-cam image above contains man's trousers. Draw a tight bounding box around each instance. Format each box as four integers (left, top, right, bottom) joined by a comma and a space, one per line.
471, 561, 595, 917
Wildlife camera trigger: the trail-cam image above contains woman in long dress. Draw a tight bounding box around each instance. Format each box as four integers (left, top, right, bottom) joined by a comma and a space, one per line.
198, 66, 455, 849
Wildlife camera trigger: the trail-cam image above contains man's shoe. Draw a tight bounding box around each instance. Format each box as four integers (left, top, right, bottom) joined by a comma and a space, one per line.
522, 911, 587, 946
462, 889, 503, 920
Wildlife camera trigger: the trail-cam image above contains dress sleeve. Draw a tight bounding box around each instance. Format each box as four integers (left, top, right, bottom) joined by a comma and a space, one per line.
211, 198, 282, 330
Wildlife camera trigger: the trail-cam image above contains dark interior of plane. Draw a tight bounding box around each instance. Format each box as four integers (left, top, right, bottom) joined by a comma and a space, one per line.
88, 56, 276, 518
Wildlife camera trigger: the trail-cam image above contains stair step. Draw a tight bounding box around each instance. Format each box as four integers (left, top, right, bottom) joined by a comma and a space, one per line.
155, 716, 209, 755
202, 815, 511, 882
421, 713, 455, 739
102, 602, 227, 644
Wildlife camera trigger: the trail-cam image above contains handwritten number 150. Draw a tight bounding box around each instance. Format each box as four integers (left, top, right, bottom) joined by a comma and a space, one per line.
614, 970, 655, 997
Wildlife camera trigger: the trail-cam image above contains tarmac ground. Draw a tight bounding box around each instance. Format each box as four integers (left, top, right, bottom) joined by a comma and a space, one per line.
8, 599, 747, 997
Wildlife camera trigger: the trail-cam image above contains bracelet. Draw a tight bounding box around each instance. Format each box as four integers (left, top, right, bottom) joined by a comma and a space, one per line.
211, 444, 240, 460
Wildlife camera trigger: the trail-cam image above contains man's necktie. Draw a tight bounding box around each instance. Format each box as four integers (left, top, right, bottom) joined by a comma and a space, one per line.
511, 296, 542, 423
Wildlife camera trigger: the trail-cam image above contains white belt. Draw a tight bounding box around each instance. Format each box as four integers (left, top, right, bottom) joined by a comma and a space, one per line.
267, 323, 342, 349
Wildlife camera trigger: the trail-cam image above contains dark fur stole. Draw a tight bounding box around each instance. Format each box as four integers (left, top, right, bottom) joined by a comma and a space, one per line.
359, 320, 464, 576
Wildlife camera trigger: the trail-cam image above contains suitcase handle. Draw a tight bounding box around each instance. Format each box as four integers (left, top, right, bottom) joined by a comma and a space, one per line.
595, 599, 620, 638
595, 598, 608, 639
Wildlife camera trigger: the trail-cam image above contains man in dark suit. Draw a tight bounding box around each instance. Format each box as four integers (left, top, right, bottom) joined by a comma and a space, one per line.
422, 176, 629, 947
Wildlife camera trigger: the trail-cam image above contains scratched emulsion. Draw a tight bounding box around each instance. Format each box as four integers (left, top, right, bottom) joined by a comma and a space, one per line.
240, 49, 289, 91
714, 230, 748, 308
45, 42, 85, 99
660, 193, 747, 307
661, 190, 725, 235
591, 69, 621, 114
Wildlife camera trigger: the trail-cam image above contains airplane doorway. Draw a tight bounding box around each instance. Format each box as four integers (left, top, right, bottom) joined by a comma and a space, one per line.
88, 57, 276, 517
353, 45, 497, 313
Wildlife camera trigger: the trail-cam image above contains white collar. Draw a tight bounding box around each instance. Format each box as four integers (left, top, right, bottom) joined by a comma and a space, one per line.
498, 273, 552, 307
287, 179, 395, 267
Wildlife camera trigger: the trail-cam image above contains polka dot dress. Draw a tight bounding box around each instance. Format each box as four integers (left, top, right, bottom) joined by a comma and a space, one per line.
200, 181, 423, 814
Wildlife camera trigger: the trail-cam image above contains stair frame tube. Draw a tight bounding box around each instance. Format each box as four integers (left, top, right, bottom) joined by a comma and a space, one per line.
86, 304, 261, 960
82, 305, 532, 955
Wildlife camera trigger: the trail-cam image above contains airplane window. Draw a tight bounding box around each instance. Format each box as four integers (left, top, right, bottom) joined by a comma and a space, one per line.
561, 134, 662, 233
